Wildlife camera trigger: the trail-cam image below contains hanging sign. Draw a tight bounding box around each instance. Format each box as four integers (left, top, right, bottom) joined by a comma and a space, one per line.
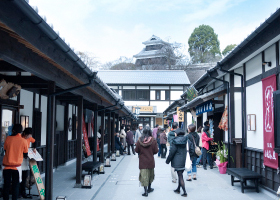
177, 107, 184, 122
30, 159, 45, 199
83, 116, 91, 157
262, 75, 278, 169
196, 100, 213, 115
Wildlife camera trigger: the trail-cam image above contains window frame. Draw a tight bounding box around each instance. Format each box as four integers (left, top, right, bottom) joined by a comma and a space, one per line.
165, 90, 170, 100
155, 90, 161, 100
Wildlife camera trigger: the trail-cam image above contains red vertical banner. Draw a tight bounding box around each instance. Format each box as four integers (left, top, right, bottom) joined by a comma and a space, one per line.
262, 74, 278, 169
83, 116, 91, 157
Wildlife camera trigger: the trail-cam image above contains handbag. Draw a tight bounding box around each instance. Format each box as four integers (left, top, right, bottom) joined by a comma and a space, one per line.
185, 141, 192, 171
192, 135, 202, 156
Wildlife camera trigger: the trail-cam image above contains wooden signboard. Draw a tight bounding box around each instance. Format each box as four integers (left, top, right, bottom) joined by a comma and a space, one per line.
30, 159, 45, 200
156, 118, 163, 126
177, 107, 184, 122
132, 106, 153, 113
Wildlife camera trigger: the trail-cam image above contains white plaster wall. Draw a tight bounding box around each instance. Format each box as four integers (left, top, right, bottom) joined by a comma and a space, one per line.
246, 82, 263, 149
137, 86, 149, 89
264, 44, 276, 71
246, 54, 262, 80
123, 86, 135, 89
150, 101, 170, 113
150, 90, 155, 100
203, 112, 207, 124
187, 113, 192, 127
215, 79, 223, 87
35, 94, 39, 109
171, 86, 183, 90
20, 89, 33, 128
124, 101, 149, 106
234, 67, 243, 87
110, 86, 118, 89
150, 86, 169, 90
68, 104, 73, 140
56, 105, 64, 131
224, 74, 229, 82
234, 93, 242, 138
170, 91, 182, 100
119, 90, 122, 96
161, 91, 165, 100
41, 96, 47, 146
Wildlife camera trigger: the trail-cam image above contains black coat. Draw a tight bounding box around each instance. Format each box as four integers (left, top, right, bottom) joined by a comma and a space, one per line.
187, 132, 200, 147
115, 135, 122, 150
166, 135, 195, 170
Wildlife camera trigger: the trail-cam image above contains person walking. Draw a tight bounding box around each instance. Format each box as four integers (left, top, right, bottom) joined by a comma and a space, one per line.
156, 126, 161, 157
166, 128, 195, 197
202, 126, 213, 170
20, 127, 35, 198
196, 126, 203, 167
152, 124, 159, 140
134, 124, 143, 144
115, 132, 124, 155
3, 124, 28, 200
167, 122, 178, 183
120, 125, 127, 152
126, 126, 135, 155
186, 124, 200, 181
160, 128, 167, 158
135, 126, 158, 197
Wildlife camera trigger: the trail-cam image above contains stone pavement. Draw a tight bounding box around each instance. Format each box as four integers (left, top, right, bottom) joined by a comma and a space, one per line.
23, 152, 277, 200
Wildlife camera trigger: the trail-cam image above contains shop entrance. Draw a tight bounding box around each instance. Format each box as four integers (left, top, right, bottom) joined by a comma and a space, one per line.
136, 117, 151, 128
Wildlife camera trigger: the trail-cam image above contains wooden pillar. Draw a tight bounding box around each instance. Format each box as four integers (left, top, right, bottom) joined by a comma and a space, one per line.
116, 114, 119, 132
75, 96, 83, 188
45, 81, 55, 200
100, 110, 105, 163
111, 112, 116, 152
107, 112, 111, 155
93, 104, 98, 162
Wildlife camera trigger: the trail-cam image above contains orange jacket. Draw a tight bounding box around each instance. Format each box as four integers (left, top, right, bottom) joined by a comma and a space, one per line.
201, 132, 213, 150
3, 133, 28, 170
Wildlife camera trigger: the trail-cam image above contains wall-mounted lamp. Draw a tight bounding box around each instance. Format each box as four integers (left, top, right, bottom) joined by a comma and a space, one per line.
20, 115, 29, 130
262, 61, 271, 67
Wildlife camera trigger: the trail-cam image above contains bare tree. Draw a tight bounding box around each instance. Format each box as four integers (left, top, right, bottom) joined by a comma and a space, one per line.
77, 51, 99, 71
100, 56, 135, 70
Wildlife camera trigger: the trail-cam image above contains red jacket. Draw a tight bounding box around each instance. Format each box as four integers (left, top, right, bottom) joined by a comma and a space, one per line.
201, 132, 213, 150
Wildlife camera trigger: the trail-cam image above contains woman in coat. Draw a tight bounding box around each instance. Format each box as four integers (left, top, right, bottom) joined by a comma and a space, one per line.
135, 126, 158, 197
166, 128, 195, 197
201, 126, 213, 170
120, 125, 127, 151
186, 124, 200, 181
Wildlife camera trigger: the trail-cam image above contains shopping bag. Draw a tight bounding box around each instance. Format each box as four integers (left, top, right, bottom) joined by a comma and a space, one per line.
185, 141, 192, 171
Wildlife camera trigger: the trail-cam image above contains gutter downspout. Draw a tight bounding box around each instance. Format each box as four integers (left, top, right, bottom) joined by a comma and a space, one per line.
207, 72, 231, 168
219, 66, 246, 168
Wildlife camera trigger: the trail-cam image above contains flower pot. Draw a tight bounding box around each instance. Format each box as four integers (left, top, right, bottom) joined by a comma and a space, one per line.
217, 161, 228, 174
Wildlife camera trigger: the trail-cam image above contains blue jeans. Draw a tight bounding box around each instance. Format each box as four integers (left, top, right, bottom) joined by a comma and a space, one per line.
196, 153, 202, 165
157, 141, 161, 156
187, 157, 197, 175
202, 147, 213, 168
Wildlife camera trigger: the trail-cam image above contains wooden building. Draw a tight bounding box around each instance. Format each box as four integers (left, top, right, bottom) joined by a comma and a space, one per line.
0, 1, 135, 199
180, 8, 280, 193
98, 70, 190, 128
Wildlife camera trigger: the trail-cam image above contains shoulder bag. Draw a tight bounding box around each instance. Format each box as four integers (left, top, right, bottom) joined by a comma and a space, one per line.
192, 135, 202, 156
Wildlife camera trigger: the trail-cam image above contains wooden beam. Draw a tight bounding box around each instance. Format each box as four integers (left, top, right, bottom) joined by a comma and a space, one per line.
100, 109, 105, 163
75, 96, 83, 188
0, 29, 117, 109
45, 81, 55, 200
0, 60, 24, 72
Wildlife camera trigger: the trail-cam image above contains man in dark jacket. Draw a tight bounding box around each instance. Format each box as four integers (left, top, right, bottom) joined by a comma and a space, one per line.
167, 122, 178, 183
126, 126, 135, 155
160, 128, 167, 158
115, 132, 123, 155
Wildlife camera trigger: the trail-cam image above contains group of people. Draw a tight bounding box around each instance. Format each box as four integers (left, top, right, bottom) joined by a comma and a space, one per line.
2, 124, 36, 200
135, 121, 214, 197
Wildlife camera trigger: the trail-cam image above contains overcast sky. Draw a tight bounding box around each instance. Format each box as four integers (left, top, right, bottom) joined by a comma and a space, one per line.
28, 0, 280, 64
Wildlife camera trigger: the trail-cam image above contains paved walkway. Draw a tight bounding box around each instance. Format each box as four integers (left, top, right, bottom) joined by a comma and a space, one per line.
24, 152, 276, 200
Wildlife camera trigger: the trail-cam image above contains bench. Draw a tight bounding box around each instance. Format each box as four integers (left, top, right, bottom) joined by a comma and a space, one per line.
82, 161, 101, 177
227, 168, 262, 193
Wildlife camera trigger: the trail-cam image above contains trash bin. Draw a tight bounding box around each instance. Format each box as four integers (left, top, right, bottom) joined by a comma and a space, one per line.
233, 138, 242, 168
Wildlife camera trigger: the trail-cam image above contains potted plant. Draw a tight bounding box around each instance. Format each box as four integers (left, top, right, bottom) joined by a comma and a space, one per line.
215, 142, 233, 174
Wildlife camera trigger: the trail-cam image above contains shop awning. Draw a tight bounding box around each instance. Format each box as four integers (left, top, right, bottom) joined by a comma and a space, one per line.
179, 84, 227, 112
163, 99, 185, 114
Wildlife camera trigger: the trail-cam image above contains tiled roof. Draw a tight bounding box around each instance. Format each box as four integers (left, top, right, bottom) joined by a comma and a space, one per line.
97, 70, 190, 85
